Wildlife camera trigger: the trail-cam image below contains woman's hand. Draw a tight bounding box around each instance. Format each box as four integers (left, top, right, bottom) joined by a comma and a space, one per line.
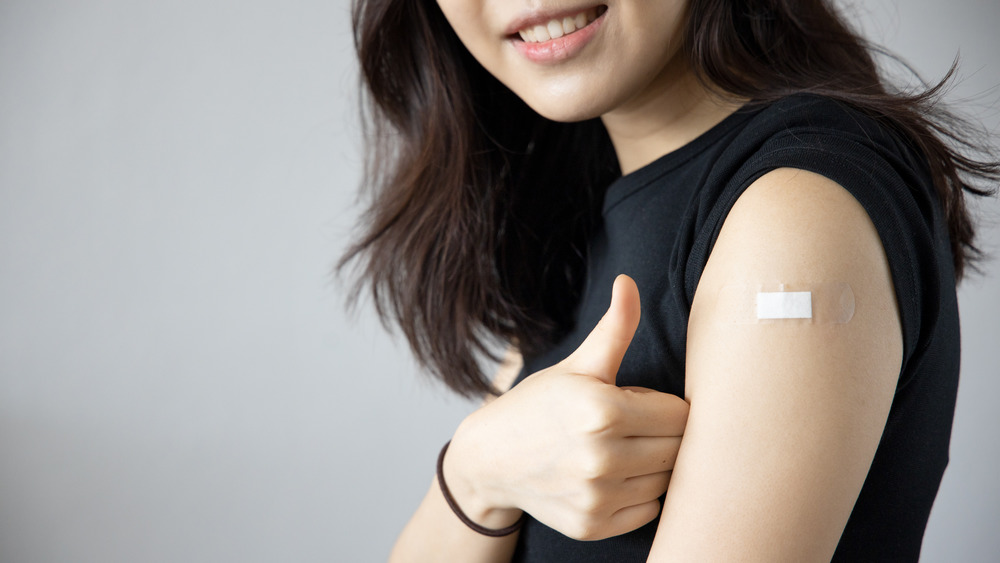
442, 275, 689, 541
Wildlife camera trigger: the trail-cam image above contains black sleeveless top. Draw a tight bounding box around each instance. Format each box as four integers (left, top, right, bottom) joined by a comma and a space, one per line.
510, 95, 959, 562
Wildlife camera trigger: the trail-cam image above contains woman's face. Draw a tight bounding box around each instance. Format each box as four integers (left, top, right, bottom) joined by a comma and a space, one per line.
436, 1, 691, 122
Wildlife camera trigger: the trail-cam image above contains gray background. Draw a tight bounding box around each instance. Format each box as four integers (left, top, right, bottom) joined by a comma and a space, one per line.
0, 0, 996, 561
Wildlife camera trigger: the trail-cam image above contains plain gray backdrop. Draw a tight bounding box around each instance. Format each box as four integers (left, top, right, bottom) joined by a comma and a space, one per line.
0, 1, 997, 561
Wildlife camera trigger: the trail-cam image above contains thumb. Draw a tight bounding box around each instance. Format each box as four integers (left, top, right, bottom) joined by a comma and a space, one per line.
564, 274, 641, 385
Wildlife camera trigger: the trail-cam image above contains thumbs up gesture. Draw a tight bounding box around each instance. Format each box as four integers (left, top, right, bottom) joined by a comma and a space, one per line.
442, 275, 690, 541
563, 273, 643, 385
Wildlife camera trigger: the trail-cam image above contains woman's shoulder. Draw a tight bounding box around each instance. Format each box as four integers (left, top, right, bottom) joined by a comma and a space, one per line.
674, 93, 932, 216
740, 93, 912, 155
691, 92, 952, 380
721, 93, 935, 212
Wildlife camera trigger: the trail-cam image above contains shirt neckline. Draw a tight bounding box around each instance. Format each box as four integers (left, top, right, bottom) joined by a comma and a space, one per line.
602, 104, 761, 214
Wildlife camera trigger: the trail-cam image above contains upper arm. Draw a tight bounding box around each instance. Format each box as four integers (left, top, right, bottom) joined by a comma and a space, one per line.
648, 168, 902, 561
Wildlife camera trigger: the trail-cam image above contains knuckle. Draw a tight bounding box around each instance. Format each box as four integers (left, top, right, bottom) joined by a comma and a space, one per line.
575, 487, 604, 515
580, 397, 620, 435
568, 517, 604, 542
578, 451, 610, 480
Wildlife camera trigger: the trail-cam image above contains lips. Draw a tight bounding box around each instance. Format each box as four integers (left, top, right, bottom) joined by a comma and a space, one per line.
515, 7, 603, 43
508, 5, 608, 63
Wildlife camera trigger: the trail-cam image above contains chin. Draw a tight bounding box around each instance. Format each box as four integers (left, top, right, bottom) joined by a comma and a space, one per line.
522, 96, 609, 124
535, 108, 599, 123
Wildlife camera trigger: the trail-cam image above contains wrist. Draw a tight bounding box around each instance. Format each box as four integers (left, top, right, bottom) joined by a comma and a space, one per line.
442, 420, 523, 529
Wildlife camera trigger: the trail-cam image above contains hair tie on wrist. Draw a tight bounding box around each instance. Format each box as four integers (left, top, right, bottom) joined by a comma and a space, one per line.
436, 440, 525, 537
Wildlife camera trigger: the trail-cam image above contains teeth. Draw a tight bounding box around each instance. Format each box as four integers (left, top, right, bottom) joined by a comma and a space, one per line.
562, 16, 577, 34
547, 20, 564, 39
532, 24, 550, 42
517, 8, 599, 43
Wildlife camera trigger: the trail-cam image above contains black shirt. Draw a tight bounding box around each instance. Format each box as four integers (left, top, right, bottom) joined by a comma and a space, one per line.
511, 94, 959, 562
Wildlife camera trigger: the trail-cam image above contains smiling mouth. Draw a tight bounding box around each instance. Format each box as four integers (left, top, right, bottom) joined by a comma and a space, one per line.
514, 5, 607, 43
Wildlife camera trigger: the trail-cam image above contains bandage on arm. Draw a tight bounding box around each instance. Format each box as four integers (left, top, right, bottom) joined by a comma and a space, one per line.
718, 282, 855, 324
648, 168, 902, 561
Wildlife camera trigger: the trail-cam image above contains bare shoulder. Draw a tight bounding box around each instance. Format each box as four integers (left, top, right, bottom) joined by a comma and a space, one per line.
701, 166, 894, 289
649, 167, 903, 561
686, 166, 903, 398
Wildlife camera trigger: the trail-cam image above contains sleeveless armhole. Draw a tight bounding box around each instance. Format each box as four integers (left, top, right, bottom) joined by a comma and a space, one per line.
684, 119, 944, 386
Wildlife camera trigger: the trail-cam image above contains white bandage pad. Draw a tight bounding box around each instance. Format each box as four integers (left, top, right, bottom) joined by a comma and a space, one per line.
757, 291, 812, 319
718, 283, 855, 324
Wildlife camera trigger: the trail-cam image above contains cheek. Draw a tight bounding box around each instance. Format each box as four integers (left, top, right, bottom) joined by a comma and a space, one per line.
436, 2, 499, 66
435, 1, 693, 123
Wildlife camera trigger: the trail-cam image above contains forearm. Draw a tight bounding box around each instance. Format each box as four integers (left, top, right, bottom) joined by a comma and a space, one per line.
388, 477, 519, 563
390, 353, 522, 562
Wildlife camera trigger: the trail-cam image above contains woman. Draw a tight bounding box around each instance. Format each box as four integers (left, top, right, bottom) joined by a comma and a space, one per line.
342, 0, 997, 561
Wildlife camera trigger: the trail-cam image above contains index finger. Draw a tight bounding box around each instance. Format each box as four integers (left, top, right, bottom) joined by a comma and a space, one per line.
613, 387, 689, 437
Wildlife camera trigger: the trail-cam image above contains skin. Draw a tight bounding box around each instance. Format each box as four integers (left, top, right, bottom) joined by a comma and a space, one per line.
436, 0, 741, 172
648, 168, 900, 561
391, 276, 688, 561
438, 0, 689, 122
391, 1, 903, 561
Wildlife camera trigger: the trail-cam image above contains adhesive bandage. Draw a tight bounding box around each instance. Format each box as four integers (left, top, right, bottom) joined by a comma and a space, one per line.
717, 282, 855, 324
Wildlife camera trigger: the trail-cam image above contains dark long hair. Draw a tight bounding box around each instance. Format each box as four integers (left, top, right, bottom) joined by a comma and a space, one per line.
341, 0, 998, 398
